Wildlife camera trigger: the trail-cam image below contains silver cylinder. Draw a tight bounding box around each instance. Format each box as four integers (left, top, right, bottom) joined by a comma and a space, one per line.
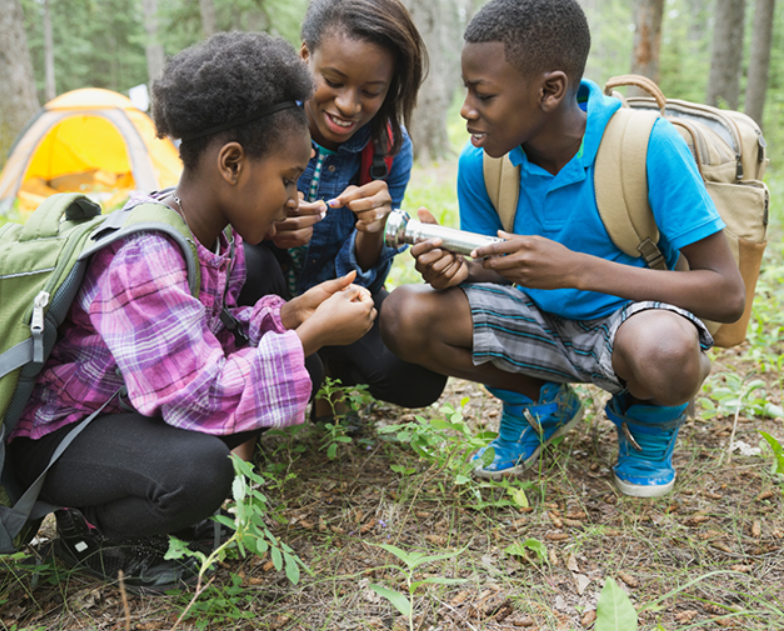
384, 209, 503, 256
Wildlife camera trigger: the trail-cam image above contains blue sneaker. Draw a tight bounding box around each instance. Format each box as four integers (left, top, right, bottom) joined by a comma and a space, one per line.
472, 383, 584, 478
606, 394, 688, 497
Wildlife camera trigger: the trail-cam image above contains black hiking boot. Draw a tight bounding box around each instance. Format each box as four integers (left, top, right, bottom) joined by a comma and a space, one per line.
53, 508, 199, 593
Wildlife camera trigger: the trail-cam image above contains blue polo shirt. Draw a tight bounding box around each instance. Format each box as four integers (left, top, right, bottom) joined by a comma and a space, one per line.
457, 79, 724, 320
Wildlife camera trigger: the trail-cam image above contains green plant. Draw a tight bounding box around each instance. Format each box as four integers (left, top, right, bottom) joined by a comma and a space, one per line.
166, 455, 310, 630
699, 373, 783, 421
378, 397, 495, 488
759, 430, 784, 476
315, 377, 370, 459
369, 543, 466, 631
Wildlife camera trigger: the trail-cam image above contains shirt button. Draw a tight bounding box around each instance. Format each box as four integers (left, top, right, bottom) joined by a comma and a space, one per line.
327, 165, 336, 172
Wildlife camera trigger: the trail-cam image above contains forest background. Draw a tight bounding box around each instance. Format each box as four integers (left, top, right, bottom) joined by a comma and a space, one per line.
2, 1, 784, 630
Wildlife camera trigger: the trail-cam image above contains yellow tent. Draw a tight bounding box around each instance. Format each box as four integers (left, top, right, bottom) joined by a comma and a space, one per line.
0, 88, 182, 215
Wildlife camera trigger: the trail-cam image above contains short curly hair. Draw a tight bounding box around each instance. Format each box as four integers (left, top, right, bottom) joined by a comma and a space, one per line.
464, 0, 590, 84
301, 0, 427, 156
152, 32, 314, 170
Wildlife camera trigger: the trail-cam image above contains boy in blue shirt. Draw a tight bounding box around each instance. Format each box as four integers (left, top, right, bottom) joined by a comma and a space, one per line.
381, 0, 745, 497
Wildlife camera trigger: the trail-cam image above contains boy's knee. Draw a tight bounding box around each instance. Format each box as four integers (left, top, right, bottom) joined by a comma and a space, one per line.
617, 312, 707, 403
380, 286, 428, 352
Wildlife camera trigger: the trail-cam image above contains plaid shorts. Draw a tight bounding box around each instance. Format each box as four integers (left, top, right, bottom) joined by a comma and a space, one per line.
461, 283, 714, 395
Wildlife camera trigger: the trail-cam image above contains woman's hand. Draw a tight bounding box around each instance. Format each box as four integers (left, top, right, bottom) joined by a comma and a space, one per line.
271, 193, 327, 250
327, 179, 393, 234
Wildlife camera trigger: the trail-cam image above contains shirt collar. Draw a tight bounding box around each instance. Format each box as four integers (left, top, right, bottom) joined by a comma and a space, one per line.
506, 79, 620, 172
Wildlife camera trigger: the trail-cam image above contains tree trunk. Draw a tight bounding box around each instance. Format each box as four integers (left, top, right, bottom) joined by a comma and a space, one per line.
141, 0, 165, 85
706, 0, 746, 109
200, 0, 217, 39
43, 0, 56, 101
744, 0, 774, 127
630, 0, 664, 89
403, 0, 465, 164
0, 0, 40, 164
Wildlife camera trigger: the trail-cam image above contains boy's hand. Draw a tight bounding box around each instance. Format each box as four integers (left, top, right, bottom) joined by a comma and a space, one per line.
272, 193, 327, 249
327, 180, 393, 234
411, 208, 470, 290
472, 231, 582, 289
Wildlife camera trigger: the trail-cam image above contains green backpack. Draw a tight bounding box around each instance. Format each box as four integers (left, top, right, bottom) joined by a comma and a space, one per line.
0, 193, 201, 554
483, 74, 769, 348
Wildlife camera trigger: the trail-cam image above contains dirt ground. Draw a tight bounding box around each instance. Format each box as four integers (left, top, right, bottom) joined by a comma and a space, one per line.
2, 342, 783, 631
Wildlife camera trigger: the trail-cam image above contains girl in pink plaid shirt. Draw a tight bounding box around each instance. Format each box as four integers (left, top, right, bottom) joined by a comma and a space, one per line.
9, 32, 376, 592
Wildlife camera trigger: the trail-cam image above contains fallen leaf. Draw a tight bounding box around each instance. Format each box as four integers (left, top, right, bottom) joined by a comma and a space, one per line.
564, 510, 587, 520
567, 554, 579, 573
425, 534, 448, 545
675, 610, 699, 622
617, 571, 638, 588
751, 521, 761, 537
731, 564, 753, 573
450, 590, 470, 606
573, 573, 591, 595
549, 548, 560, 566
548, 511, 564, 528
756, 489, 775, 501
545, 532, 569, 541
581, 610, 597, 627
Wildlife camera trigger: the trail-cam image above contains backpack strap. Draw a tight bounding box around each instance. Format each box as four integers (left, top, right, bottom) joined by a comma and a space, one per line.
594, 108, 667, 270
83, 202, 201, 298
482, 153, 520, 232
359, 123, 395, 185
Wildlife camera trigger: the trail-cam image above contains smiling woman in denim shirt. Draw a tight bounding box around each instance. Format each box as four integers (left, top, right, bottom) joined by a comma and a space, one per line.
240, 0, 448, 422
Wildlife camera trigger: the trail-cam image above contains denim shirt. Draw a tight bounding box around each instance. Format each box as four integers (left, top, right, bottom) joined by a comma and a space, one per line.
293, 123, 413, 294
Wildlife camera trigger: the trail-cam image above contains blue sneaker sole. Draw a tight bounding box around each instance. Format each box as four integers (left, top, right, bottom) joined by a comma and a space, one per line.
613, 473, 675, 498
472, 404, 584, 479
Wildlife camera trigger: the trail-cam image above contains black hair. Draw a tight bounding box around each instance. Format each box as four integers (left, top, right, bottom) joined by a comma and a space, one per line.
464, 0, 590, 84
301, 0, 427, 156
152, 32, 314, 170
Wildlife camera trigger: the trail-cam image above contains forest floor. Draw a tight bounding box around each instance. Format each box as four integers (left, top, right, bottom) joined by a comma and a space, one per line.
2, 160, 784, 630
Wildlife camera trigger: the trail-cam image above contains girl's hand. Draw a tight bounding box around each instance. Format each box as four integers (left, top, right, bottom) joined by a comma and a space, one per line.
282, 271, 357, 330
272, 193, 327, 250
327, 180, 393, 234
291, 273, 377, 354
410, 208, 470, 290
472, 231, 584, 289
310, 283, 376, 347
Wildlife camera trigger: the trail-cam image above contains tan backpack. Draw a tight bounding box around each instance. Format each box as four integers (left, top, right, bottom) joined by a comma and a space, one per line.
483, 74, 769, 348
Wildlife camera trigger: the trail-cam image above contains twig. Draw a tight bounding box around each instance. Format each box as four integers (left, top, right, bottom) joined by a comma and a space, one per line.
169, 575, 216, 631
118, 570, 131, 631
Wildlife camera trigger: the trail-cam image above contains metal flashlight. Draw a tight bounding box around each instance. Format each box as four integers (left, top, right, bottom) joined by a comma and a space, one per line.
384, 209, 503, 256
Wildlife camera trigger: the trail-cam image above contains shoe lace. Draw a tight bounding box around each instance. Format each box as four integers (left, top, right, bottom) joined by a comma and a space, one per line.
622, 422, 676, 461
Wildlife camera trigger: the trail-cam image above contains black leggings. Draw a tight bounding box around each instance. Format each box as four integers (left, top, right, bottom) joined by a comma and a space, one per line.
239, 242, 447, 408
10, 414, 247, 540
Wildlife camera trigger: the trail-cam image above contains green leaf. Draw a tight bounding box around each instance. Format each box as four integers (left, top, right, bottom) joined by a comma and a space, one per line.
232, 476, 247, 502
327, 443, 337, 460
271, 546, 283, 571
369, 584, 412, 617
284, 552, 300, 585
508, 486, 529, 509
454, 474, 471, 485
255, 538, 269, 556
759, 431, 784, 475
376, 543, 415, 566
505, 538, 547, 562
595, 577, 638, 631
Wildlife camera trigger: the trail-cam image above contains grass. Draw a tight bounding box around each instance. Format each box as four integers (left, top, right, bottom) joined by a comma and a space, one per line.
2, 116, 784, 630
